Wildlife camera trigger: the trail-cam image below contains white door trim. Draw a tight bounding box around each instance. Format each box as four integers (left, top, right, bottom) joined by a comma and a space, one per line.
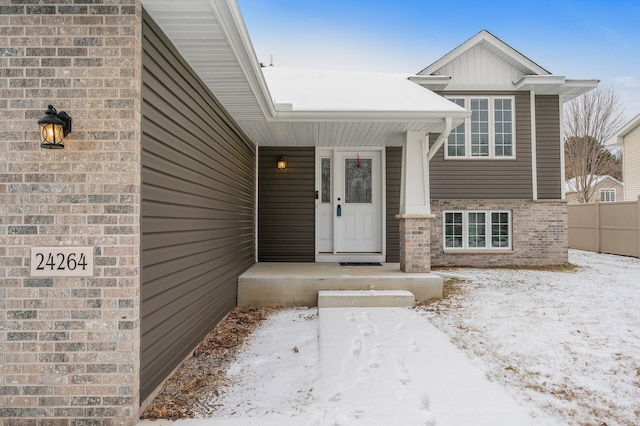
315, 147, 386, 263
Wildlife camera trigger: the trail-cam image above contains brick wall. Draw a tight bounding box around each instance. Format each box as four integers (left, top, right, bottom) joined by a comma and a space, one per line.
430, 199, 568, 267
0, 1, 142, 424
397, 215, 433, 272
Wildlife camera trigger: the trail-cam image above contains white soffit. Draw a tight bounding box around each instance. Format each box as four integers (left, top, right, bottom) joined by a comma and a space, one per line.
141, 0, 272, 122
142, 0, 469, 147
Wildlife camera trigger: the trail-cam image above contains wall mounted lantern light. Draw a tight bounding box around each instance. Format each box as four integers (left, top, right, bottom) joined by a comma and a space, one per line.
277, 156, 287, 170
38, 105, 72, 149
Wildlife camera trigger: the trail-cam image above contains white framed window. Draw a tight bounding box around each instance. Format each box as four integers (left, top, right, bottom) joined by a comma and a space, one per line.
446, 96, 515, 159
599, 188, 616, 202
444, 210, 512, 250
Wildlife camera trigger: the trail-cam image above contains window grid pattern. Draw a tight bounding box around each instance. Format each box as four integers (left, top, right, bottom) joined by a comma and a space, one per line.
444, 212, 463, 248
493, 98, 513, 156
470, 99, 489, 157
447, 98, 466, 157
599, 188, 616, 202
491, 212, 510, 248
444, 210, 511, 250
445, 96, 515, 159
467, 212, 486, 248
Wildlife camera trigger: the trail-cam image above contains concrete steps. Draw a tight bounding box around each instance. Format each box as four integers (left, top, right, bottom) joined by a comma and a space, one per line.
317, 290, 415, 308
237, 262, 443, 307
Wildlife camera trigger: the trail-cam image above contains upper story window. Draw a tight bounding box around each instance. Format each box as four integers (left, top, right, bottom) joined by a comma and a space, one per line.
446, 96, 515, 159
599, 188, 616, 202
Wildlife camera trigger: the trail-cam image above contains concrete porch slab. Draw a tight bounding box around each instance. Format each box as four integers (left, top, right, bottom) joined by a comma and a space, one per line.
238, 263, 443, 307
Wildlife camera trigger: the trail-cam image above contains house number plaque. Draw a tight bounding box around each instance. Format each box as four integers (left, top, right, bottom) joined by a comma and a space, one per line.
30, 247, 94, 277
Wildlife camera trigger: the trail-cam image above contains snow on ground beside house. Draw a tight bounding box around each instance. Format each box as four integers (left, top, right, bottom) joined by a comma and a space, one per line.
140, 250, 640, 426
422, 250, 640, 425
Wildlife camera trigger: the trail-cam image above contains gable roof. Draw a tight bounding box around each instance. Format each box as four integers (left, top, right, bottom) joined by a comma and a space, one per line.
416, 30, 598, 100
604, 113, 640, 146
419, 30, 550, 77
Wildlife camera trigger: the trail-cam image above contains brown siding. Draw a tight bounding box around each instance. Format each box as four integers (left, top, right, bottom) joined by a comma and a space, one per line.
141, 11, 255, 402
536, 95, 562, 199
386, 147, 401, 262
258, 147, 315, 261
430, 92, 533, 199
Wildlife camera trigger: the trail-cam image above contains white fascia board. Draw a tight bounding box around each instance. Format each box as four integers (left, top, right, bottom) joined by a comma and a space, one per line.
208, 0, 277, 119
271, 110, 469, 125
408, 75, 452, 91
605, 113, 640, 146
513, 75, 567, 89
513, 76, 598, 100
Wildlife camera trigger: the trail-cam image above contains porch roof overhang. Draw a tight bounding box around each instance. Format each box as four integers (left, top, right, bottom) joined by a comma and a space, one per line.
142, 0, 469, 147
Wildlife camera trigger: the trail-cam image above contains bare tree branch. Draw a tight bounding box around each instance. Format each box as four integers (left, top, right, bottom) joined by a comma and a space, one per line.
564, 87, 625, 203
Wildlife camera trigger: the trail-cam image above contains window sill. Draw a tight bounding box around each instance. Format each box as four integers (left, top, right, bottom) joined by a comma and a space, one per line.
443, 249, 513, 254
443, 156, 516, 160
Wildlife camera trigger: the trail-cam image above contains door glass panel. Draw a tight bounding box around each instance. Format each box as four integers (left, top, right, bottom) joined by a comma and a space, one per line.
321, 158, 331, 203
345, 158, 372, 203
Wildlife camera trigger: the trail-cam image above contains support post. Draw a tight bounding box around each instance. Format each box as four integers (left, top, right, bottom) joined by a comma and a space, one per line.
396, 213, 434, 272
397, 130, 434, 272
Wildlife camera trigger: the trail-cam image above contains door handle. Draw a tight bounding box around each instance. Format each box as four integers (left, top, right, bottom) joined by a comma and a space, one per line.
337, 204, 342, 217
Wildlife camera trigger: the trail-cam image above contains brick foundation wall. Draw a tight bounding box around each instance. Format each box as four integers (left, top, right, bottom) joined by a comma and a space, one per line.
0, 1, 142, 424
430, 199, 568, 267
397, 214, 433, 273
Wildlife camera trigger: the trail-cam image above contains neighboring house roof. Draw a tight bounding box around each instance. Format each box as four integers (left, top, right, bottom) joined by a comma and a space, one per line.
416, 30, 598, 100
604, 113, 640, 146
565, 175, 623, 193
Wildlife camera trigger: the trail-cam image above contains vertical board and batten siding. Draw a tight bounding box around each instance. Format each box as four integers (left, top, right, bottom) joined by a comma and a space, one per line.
258, 147, 315, 261
141, 11, 256, 402
430, 92, 533, 199
623, 125, 640, 201
535, 95, 562, 199
386, 147, 401, 262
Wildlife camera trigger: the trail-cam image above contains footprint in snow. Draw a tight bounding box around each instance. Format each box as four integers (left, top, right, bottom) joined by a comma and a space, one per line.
351, 338, 362, 356
345, 312, 355, 322
409, 339, 420, 352
329, 392, 343, 402
397, 357, 410, 385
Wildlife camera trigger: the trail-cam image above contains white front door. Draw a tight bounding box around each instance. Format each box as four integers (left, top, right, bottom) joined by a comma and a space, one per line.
316, 148, 384, 262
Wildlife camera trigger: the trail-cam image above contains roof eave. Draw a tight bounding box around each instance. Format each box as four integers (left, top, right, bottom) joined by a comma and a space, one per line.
272, 110, 470, 125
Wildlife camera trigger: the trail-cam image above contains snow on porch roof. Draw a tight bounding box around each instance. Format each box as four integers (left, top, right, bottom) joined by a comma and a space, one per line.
262, 67, 468, 118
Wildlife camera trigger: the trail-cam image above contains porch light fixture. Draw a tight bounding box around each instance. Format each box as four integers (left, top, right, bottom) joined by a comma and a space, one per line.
38, 105, 72, 149
277, 156, 287, 170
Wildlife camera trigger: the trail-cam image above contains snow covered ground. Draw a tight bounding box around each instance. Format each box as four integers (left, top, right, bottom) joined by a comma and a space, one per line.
140, 250, 640, 426
421, 250, 640, 425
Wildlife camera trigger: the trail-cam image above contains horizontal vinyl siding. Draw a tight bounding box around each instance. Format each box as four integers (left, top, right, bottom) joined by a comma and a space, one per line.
258, 147, 315, 261
430, 92, 532, 199
386, 147, 401, 262
536, 95, 562, 199
624, 126, 640, 201
141, 10, 255, 402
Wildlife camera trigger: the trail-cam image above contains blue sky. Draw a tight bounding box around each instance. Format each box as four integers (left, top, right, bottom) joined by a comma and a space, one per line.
237, 0, 640, 120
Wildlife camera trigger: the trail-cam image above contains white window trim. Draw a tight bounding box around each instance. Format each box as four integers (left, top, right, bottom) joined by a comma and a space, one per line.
599, 188, 616, 202
443, 210, 512, 251
444, 96, 516, 160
